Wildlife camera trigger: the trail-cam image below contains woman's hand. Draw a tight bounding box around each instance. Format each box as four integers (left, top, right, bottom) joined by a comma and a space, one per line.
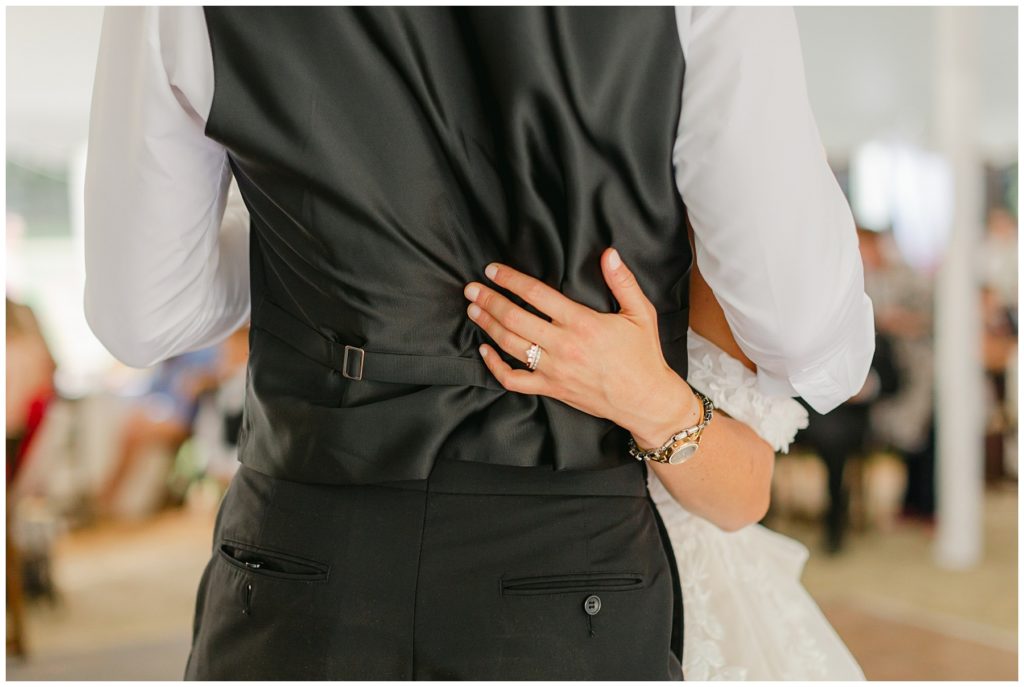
463, 247, 700, 448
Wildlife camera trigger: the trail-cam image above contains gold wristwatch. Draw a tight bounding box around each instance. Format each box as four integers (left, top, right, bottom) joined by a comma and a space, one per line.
627, 388, 714, 465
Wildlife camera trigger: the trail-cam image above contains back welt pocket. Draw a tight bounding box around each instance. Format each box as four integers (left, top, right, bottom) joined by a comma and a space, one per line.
217, 538, 330, 582
501, 571, 644, 596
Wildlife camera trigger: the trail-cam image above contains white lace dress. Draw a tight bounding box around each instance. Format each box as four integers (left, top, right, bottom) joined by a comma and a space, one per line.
649, 330, 866, 681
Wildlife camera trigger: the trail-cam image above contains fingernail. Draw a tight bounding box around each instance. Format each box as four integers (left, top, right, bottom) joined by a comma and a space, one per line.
464, 283, 480, 301
608, 248, 622, 269
484, 263, 498, 280
479, 345, 488, 358
467, 303, 481, 319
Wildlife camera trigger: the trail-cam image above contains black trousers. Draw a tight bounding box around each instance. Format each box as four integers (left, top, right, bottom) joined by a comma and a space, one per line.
183, 457, 684, 680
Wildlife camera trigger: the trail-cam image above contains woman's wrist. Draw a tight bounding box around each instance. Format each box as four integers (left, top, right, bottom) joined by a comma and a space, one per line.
623, 369, 702, 450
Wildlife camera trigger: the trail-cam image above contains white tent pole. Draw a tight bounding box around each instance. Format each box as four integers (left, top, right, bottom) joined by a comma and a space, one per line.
932, 5, 986, 570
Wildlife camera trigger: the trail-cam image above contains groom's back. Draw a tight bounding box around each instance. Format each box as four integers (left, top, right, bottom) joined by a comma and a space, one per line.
201, 7, 693, 484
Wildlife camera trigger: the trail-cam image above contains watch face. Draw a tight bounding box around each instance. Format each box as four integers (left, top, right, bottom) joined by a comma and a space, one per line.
668, 442, 699, 464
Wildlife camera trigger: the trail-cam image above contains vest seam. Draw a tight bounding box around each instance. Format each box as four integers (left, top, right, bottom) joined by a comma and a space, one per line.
409, 489, 430, 678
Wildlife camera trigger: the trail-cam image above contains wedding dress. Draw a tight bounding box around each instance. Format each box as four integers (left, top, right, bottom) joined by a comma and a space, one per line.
649, 330, 866, 681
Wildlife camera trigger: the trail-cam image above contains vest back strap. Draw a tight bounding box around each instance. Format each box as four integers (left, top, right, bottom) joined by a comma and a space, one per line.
252, 298, 506, 391
251, 297, 688, 392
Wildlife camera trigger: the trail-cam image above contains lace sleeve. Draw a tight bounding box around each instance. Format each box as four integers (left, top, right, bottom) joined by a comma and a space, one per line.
685, 329, 809, 453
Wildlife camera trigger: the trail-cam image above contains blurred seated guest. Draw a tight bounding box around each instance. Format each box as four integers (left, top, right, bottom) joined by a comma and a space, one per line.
979, 207, 1018, 482
1005, 340, 1018, 478
6, 296, 57, 653
191, 324, 249, 490
981, 284, 1017, 482
858, 227, 936, 521
6, 297, 57, 484
796, 331, 900, 554
96, 344, 222, 516
978, 205, 1018, 316
795, 228, 903, 554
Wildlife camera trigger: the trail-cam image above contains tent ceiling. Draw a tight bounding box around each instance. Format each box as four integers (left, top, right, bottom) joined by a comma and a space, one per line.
6, 6, 1018, 170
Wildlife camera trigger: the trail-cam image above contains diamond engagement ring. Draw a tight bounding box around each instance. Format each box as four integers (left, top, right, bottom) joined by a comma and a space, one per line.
526, 343, 542, 371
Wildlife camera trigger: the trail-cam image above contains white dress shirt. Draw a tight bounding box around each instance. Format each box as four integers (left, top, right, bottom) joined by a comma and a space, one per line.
84, 6, 875, 414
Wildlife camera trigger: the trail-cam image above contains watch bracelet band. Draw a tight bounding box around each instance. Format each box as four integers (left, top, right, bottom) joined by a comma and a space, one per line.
627, 387, 715, 463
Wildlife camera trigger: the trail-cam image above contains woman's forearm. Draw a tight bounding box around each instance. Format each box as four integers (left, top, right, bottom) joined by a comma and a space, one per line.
633, 220, 774, 532
646, 222, 775, 531
623, 366, 775, 532
645, 402, 775, 532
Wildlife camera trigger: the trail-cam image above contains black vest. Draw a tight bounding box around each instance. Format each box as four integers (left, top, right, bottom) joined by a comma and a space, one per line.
202, 7, 691, 485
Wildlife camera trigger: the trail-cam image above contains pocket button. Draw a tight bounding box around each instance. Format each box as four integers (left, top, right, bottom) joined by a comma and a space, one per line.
583, 594, 602, 616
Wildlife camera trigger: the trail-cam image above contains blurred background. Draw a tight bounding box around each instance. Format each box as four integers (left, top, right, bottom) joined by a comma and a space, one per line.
4, 5, 1018, 681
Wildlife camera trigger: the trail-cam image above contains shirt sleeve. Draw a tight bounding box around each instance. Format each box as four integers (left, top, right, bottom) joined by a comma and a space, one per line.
672, 6, 875, 415
83, 6, 250, 369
